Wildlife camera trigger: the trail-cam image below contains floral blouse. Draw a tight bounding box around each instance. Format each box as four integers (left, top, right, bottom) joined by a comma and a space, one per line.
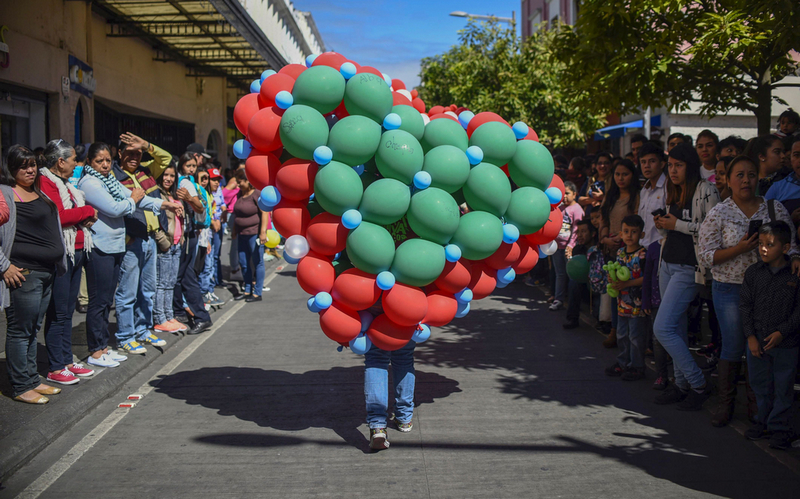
698, 197, 798, 284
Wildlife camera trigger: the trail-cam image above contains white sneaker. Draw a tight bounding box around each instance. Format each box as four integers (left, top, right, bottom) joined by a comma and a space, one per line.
87, 353, 120, 368
549, 300, 563, 311
107, 349, 128, 362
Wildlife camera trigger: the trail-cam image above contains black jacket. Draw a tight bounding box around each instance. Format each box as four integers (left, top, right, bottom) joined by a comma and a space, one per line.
740, 259, 800, 349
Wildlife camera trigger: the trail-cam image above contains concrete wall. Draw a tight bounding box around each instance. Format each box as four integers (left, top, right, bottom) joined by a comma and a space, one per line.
239, 0, 324, 64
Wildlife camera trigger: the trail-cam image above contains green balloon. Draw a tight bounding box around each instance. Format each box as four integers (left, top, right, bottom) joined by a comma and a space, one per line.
390, 238, 446, 287
346, 222, 396, 274
375, 130, 423, 184
359, 178, 411, 225
313, 161, 364, 216
391, 105, 424, 140
507, 140, 554, 190
327, 116, 382, 166
343, 73, 393, 123
422, 145, 470, 193
504, 187, 551, 234
291, 65, 346, 115
279, 105, 329, 160
406, 188, 460, 245
307, 197, 326, 219
462, 163, 512, 217
469, 122, 517, 167
450, 211, 504, 261
420, 118, 468, 154
566, 254, 590, 283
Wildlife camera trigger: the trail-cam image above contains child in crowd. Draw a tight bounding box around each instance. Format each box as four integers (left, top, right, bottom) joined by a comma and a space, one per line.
563, 219, 596, 329
776, 108, 799, 138
588, 210, 610, 333
740, 221, 800, 450
550, 181, 584, 311
605, 215, 647, 381
642, 237, 672, 390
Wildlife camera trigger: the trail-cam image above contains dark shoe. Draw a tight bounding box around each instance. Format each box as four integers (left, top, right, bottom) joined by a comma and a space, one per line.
245, 295, 263, 303
562, 320, 579, 330
605, 363, 625, 377
768, 431, 792, 450
369, 427, 389, 451
76, 303, 88, 314
174, 314, 191, 324
234, 293, 250, 301
621, 368, 645, 381
188, 320, 212, 335
711, 360, 739, 427
677, 384, 713, 411
602, 328, 617, 348
655, 384, 688, 405
744, 423, 769, 441
652, 376, 668, 391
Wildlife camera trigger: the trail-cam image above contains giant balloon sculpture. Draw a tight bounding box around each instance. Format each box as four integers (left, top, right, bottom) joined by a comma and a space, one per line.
233, 52, 562, 353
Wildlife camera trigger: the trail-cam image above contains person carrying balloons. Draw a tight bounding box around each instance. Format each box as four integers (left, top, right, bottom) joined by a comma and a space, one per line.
604, 215, 648, 381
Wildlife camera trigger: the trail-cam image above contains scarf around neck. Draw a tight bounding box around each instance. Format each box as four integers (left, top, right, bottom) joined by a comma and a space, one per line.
39, 167, 93, 261
83, 165, 128, 202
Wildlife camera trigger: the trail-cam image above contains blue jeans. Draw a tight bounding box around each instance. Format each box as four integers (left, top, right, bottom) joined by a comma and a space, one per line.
86, 249, 123, 352
173, 233, 212, 323
617, 315, 647, 368
115, 237, 157, 346
238, 234, 265, 296
154, 244, 181, 325
654, 262, 704, 389
200, 229, 222, 293
228, 213, 239, 272
44, 250, 85, 371
747, 347, 799, 432
365, 341, 416, 429
713, 281, 745, 362
552, 248, 567, 302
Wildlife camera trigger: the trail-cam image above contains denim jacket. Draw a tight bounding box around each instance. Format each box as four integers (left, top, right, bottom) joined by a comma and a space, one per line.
77, 175, 137, 254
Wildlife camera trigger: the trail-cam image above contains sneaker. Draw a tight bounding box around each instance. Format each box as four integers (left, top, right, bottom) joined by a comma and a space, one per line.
391, 414, 413, 433
524, 276, 536, 287
654, 384, 688, 405
141, 334, 166, 347
548, 300, 563, 311
768, 431, 792, 450
47, 369, 80, 385
262, 285, 271, 292
677, 384, 713, 411
121, 341, 146, 355
652, 376, 668, 391
107, 349, 127, 362
168, 319, 189, 332
621, 368, 645, 381
210, 293, 225, 305
86, 353, 120, 368
155, 322, 181, 333
744, 423, 770, 441
605, 363, 625, 377
264, 253, 275, 262
67, 363, 94, 377
369, 427, 390, 450
203, 292, 213, 305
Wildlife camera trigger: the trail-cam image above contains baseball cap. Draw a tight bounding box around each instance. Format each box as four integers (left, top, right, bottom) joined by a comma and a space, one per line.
209, 168, 222, 179
186, 143, 212, 159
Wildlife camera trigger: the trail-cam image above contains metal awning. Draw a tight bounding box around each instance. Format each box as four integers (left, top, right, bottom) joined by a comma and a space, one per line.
93, 0, 289, 90
594, 115, 662, 141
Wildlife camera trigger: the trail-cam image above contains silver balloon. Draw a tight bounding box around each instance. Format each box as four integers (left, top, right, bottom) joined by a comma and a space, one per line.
284, 235, 310, 260
541, 240, 558, 256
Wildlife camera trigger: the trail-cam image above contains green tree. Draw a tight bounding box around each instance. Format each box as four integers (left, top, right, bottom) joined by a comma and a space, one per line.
418, 20, 606, 149
552, 0, 800, 135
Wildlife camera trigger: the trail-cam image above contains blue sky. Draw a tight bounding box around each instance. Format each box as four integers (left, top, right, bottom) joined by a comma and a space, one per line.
293, 0, 520, 89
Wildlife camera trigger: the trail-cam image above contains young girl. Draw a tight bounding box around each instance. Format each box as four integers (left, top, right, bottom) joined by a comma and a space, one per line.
153, 165, 186, 334
550, 181, 583, 311
747, 134, 787, 196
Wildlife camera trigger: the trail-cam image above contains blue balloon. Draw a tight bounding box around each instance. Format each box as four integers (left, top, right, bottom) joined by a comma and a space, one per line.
545, 187, 562, 205
260, 69, 276, 82
233, 139, 252, 160
455, 301, 470, 318
502, 224, 520, 244
512, 121, 529, 140
455, 288, 473, 303
411, 324, 431, 343
275, 90, 294, 109
465, 145, 483, 166
256, 198, 271, 212
309, 193, 315, 201
250, 79, 261, 94
377, 271, 396, 290
307, 296, 322, 313
538, 248, 547, 259
383, 113, 402, 130
497, 266, 516, 284
315, 291, 332, 309
353, 164, 365, 175
358, 310, 374, 332
283, 252, 300, 264
313, 145, 333, 165
444, 244, 462, 262
349, 333, 372, 355
495, 280, 509, 288
341, 209, 362, 230
382, 73, 392, 86
340, 62, 357, 80
413, 171, 432, 190
305, 54, 317, 68
458, 110, 475, 130
259, 186, 281, 209
333, 252, 341, 261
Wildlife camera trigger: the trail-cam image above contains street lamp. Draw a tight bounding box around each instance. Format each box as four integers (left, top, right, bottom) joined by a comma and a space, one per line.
450, 10, 515, 25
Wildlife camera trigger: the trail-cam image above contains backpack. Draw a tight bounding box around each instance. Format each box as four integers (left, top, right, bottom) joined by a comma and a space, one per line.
179, 175, 211, 229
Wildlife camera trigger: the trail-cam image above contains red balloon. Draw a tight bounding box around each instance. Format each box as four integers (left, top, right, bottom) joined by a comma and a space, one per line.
429, 105, 444, 116
272, 199, 310, 238
245, 152, 281, 190
391, 78, 406, 90
469, 262, 497, 300
297, 251, 335, 295
500, 164, 510, 177
357, 66, 383, 78
312, 52, 348, 69
526, 206, 562, 245
319, 301, 361, 343
259, 73, 295, 108
549, 174, 565, 200
411, 89, 419, 99
430, 113, 458, 123
449, 104, 458, 112
485, 241, 522, 270
279, 64, 307, 80
275, 158, 317, 201
333, 100, 350, 119
331, 268, 381, 310
233, 93, 260, 136
513, 237, 540, 274
411, 98, 426, 113
247, 106, 284, 152
392, 92, 413, 107
306, 212, 348, 256
523, 128, 539, 142
422, 290, 458, 327
366, 314, 415, 351
467, 112, 511, 137
434, 259, 472, 294
382, 283, 428, 327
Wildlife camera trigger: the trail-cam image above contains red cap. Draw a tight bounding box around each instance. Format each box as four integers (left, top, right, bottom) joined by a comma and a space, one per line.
209, 168, 222, 179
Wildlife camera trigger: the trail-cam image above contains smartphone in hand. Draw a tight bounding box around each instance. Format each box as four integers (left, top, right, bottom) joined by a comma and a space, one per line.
651, 209, 667, 218
747, 219, 763, 238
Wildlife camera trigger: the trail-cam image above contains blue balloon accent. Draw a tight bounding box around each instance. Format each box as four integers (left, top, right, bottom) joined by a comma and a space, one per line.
259, 186, 281, 210
497, 267, 516, 284
413, 171, 432, 190
465, 145, 483, 166
352, 164, 365, 176
260, 69, 276, 82
444, 244, 462, 262
358, 310, 374, 332
341, 209, 362, 230
411, 324, 431, 343
455, 288, 473, 303
232, 139, 252, 160
305, 54, 317, 68
495, 280, 509, 288
337, 345, 344, 352
458, 110, 475, 130
333, 252, 341, 261
275, 90, 294, 109
315, 291, 333, 309
545, 187, 563, 204
313, 145, 333, 165
376, 271, 396, 290
512, 121, 530, 140
307, 296, 322, 313
349, 333, 372, 355
309, 193, 315, 201
383, 113, 402, 130
502, 224, 520, 244
538, 248, 547, 259
283, 252, 300, 264
339, 62, 357, 80
250, 79, 261, 94
455, 301, 470, 318
382, 73, 392, 86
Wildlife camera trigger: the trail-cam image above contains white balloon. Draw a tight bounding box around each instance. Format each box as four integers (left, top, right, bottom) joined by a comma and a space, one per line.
541, 240, 558, 256
445, 111, 458, 119
284, 235, 310, 260
421, 113, 431, 126
396, 89, 413, 101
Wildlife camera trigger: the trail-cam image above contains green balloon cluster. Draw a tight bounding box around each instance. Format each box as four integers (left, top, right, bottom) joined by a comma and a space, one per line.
420, 118, 468, 153
343, 73, 393, 123
375, 130, 423, 184
359, 178, 410, 225
292, 66, 346, 115
327, 115, 381, 166
313, 161, 363, 216
508, 140, 554, 191
279, 105, 329, 160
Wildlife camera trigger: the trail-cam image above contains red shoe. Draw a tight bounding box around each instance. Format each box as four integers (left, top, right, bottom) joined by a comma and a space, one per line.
67, 363, 95, 377
168, 319, 189, 332
47, 369, 80, 385
155, 322, 180, 333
